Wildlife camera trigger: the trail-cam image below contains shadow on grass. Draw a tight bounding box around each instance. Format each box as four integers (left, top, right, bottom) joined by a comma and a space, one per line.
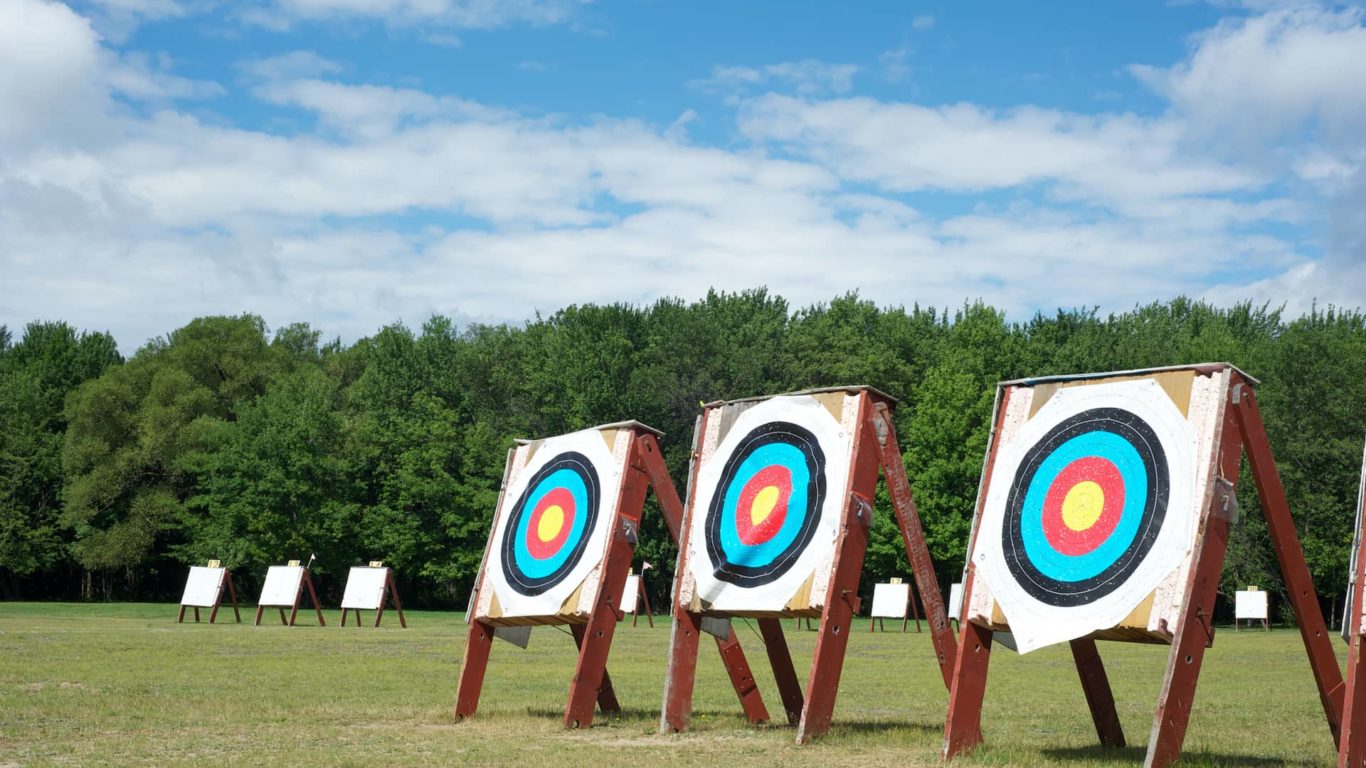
1042, 745, 1309, 766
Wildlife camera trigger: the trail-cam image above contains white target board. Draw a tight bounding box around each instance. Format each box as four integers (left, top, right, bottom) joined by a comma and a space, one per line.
1235, 590, 1268, 621
258, 565, 305, 607
965, 370, 1222, 654
180, 566, 226, 608
475, 425, 628, 622
620, 574, 640, 614
341, 567, 389, 610
1345, 436, 1366, 642
679, 393, 857, 614
871, 583, 910, 619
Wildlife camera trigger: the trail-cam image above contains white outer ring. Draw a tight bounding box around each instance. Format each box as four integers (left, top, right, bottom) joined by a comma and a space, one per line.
486, 428, 622, 618
687, 395, 852, 612
974, 379, 1198, 653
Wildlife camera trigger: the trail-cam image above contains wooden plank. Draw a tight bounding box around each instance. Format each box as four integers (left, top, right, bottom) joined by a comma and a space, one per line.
942, 385, 1015, 759
454, 620, 495, 720
874, 401, 956, 687
1234, 382, 1345, 741
1144, 378, 1242, 768
797, 393, 880, 744
1341, 470, 1366, 766
1070, 637, 1125, 748
758, 617, 804, 724
561, 435, 646, 728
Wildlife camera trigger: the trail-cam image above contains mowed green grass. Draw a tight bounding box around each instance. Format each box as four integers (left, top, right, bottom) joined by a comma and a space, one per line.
0, 603, 1345, 767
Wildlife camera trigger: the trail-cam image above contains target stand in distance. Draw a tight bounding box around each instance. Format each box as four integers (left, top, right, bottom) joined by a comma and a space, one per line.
177, 561, 241, 624
339, 563, 406, 628
254, 562, 326, 626
457, 421, 769, 730
945, 363, 1346, 768
662, 386, 957, 744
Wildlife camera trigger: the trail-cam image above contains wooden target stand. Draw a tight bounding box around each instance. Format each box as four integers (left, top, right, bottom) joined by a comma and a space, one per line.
1338, 437, 1366, 767
254, 563, 327, 627
177, 562, 242, 624
340, 564, 407, 628
455, 423, 770, 729
869, 580, 923, 633
943, 364, 1346, 768
661, 387, 959, 743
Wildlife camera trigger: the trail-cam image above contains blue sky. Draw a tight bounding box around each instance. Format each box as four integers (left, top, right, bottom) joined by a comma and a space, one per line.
3, 0, 1365, 351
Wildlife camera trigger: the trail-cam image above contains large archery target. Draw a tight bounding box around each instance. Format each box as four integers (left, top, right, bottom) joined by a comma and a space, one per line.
687, 395, 853, 612
974, 379, 1198, 653
486, 429, 622, 618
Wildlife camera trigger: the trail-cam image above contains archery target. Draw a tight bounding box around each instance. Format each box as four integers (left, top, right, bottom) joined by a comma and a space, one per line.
485, 428, 622, 618
973, 379, 1198, 653
687, 395, 853, 612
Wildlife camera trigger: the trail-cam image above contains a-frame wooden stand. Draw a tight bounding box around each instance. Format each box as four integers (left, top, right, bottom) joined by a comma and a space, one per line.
341, 569, 407, 628
630, 575, 654, 628
1337, 439, 1366, 767
870, 582, 923, 633
254, 568, 327, 627
943, 366, 1345, 768
455, 426, 769, 729
661, 388, 959, 743
177, 569, 242, 624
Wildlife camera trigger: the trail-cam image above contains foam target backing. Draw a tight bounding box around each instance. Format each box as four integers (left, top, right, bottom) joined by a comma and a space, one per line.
685, 394, 854, 613
483, 427, 623, 619
972, 378, 1199, 653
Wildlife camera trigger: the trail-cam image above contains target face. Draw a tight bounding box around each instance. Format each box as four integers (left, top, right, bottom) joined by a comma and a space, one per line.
687, 395, 853, 612
704, 421, 826, 587
974, 379, 1197, 653
485, 429, 622, 618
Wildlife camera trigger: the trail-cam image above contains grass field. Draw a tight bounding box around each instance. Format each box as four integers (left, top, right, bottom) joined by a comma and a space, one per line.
0, 603, 1346, 767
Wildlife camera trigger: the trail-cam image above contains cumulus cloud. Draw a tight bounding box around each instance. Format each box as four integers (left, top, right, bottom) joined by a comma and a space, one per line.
693, 60, 860, 97
2, 0, 1364, 350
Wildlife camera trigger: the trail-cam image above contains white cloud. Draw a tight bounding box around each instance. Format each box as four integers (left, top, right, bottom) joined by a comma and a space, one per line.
694, 60, 860, 97
2, 0, 1364, 351
912, 14, 935, 30
241, 0, 586, 29
1133, 7, 1366, 149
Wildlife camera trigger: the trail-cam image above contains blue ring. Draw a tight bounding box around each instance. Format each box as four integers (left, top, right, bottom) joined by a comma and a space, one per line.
717, 443, 810, 569
1017, 432, 1147, 583
512, 468, 590, 580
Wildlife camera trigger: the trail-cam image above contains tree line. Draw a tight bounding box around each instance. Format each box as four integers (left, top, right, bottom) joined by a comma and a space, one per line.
2, 292, 1365, 620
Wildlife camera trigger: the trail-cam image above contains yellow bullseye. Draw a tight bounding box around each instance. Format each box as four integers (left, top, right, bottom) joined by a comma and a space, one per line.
1061, 481, 1105, 531
750, 485, 780, 526
537, 505, 565, 541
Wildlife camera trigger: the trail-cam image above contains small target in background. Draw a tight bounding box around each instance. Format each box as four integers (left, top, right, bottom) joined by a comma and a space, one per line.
1002, 407, 1171, 607
501, 451, 601, 596
704, 421, 827, 588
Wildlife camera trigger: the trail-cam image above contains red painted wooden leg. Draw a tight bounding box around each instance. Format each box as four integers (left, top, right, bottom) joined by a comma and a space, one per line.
1070, 637, 1125, 748
454, 620, 495, 721
943, 620, 994, 758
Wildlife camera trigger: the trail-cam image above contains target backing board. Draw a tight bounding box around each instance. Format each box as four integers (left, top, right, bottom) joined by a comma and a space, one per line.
963, 365, 1233, 654
258, 565, 306, 607
181, 566, 227, 608
1235, 590, 1268, 621
620, 574, 641, 614
871, 583, 910, 619
676, 391, 859, 616
472, 423, 635, 624
341, 567, 390, 611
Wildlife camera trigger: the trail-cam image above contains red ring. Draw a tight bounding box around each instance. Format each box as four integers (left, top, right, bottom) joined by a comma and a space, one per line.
525, 487, 575, 560
1040, 457, 1125, 556
735, 465, 791, 546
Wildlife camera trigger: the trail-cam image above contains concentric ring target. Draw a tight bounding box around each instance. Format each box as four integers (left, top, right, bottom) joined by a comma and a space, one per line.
703, 421, 827, 587
499, 451, 601, 596
1002, 407, 1169, 607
